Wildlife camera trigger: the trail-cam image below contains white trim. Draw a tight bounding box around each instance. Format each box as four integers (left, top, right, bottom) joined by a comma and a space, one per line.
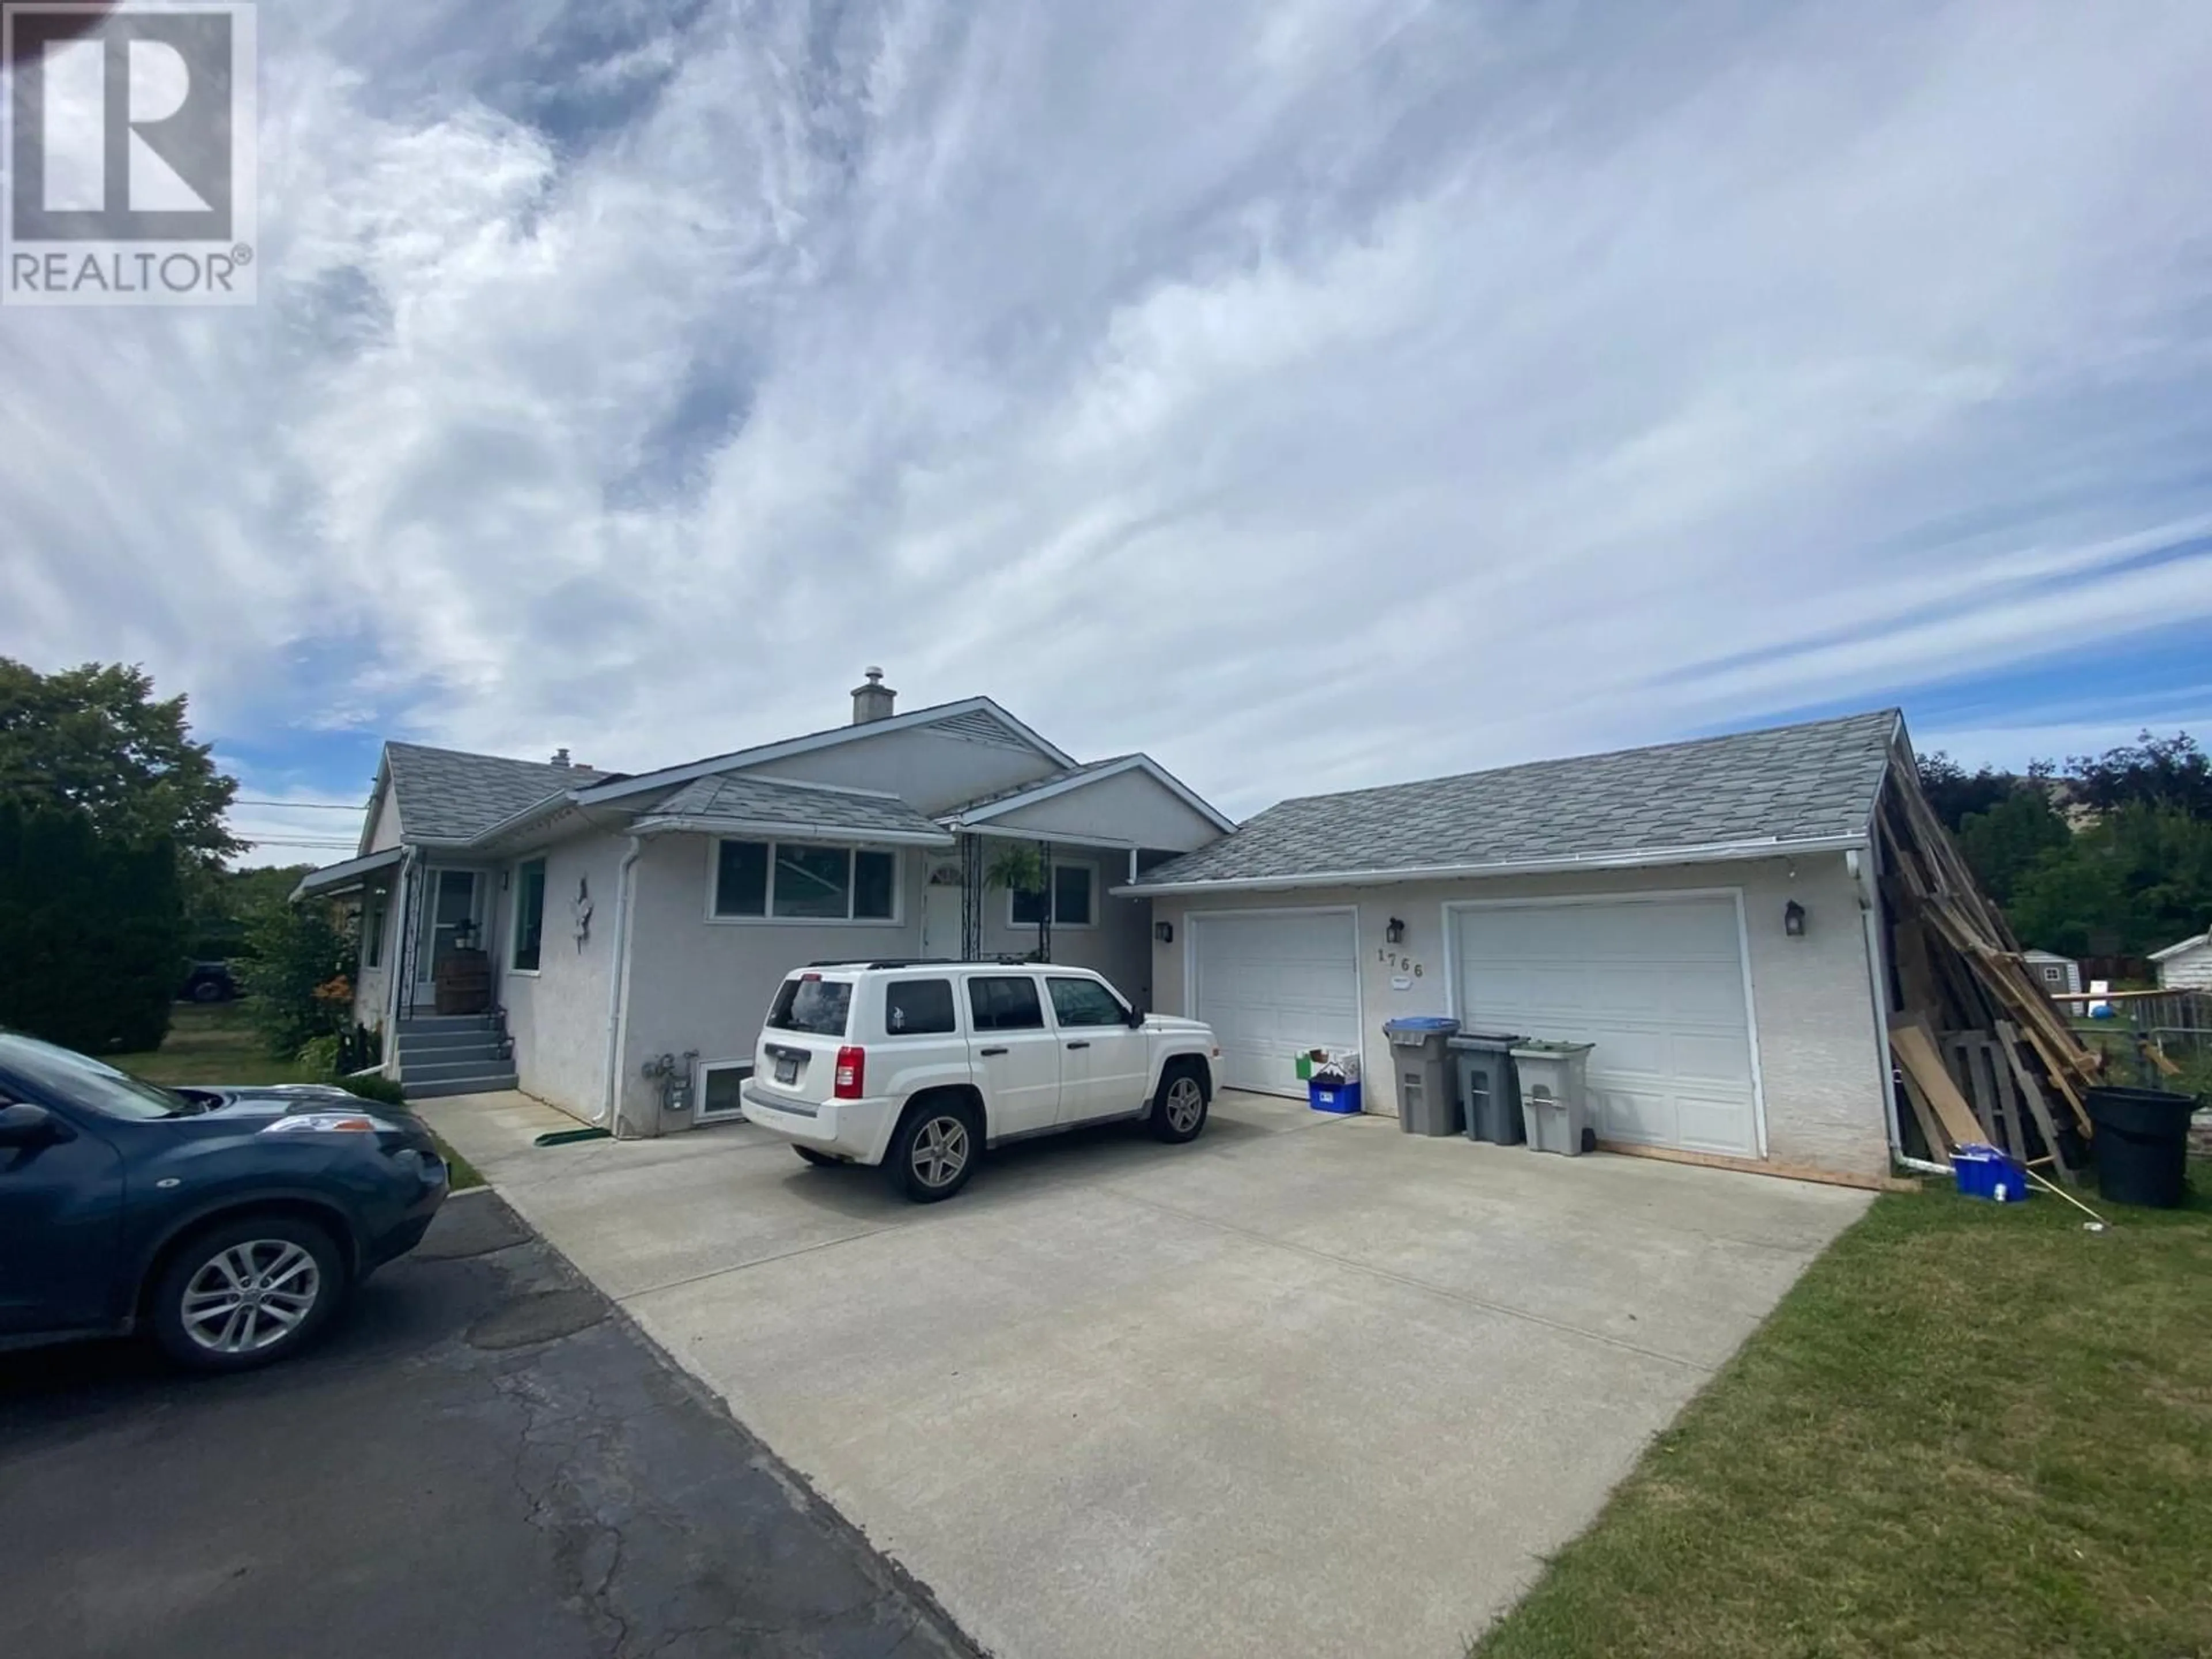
601, 836, 646, 1133
1007, 857, 1099, 933
1183, 904, 1364, 1101
748, 774, 910, 801
636, 814, 952, 848
965, 824, 1132, 851
292, 846, 403, 900
1857, 838, 1902, 1163
703, 836, 907, 927
950, 755, 1236, 835
1118, 834, 1869, 898
2150, 931, 2210, 961
694, 1057, 754, 1120
571, 697, 1076, 806
1438, 887, 1769, 1161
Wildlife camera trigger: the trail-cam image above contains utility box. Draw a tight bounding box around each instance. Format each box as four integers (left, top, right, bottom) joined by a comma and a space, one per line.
1384, 1017, 1462, 1135
1512, 1040, 1596, 1155
1449, 1032, 1525, 1145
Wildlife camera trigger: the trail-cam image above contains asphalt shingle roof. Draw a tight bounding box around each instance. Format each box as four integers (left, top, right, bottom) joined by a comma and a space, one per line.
643, 775, 953, 841
1132, 710, 1901, 888
939, 755, 1138, 817
385, 743, 605, 843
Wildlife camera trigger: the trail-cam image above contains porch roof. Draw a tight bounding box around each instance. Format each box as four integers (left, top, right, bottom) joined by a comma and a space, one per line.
290, 846, 403, 901
632, 774, 956, 847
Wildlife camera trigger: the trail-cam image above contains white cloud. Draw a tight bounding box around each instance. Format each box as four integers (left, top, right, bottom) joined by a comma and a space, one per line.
5, 0, 2212, 824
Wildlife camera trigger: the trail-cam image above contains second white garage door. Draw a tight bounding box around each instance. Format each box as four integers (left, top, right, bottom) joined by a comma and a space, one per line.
1452, 895, 1763, 1157
1191, 910, 1361, 1097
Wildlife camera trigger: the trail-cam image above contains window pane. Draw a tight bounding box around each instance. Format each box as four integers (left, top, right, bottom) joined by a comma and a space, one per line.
1053, 863, 1093, 926
1010, 884, 1047, 927
853, 850, 896, 920
715, 840, 768, 916
767, 976, 853, 1035
513, 859, 546, 971
885, 979, 956, 1036
774, 844, 852, 919
1048, 976, 1125, 1028
969, 975, 1044, 1031
702, 1065, 751, 1116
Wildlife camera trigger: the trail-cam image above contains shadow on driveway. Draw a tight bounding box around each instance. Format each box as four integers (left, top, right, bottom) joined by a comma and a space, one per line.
0, 1194, 979, 1659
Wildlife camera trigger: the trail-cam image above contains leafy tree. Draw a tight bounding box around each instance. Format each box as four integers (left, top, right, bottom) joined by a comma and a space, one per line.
1955, 789, 2071, 906
0, 658, 242, 867
2008, 804, 2212, 957
0, 802, 182, 1053
2064, 731, 2212, 818
184, 862, 316, 960
236, 893, 355, 1057
1915, 751, 2021, 831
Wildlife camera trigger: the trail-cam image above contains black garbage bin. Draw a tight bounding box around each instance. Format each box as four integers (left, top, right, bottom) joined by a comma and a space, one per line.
2086, 1085, 2198, 1209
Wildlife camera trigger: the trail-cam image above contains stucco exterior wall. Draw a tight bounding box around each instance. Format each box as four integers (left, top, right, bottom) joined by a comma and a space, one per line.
978, 859, 1156, 1011
501, 832, 627, 1123
350, 875, 400, 1033
1147, 853, 1888, 1177
614, 834, 929, 1135
983, 768, 1223, 852
744, 724, 1060, 815
364, 786, 404, 854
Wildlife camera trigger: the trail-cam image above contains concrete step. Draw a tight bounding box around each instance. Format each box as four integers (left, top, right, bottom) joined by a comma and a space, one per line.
396, 1028, 508, 1055
404, 1071, 519, 1101
402, 1055, 517, 1085
396, 1014, 502, 1035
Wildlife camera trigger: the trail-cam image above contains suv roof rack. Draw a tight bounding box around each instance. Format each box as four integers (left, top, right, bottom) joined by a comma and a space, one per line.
800, 957, 1054, 970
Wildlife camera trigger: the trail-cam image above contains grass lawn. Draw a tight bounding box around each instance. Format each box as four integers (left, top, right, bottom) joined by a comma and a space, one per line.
111, 1003, 483, 1192
1475, 1162, 2212, 1659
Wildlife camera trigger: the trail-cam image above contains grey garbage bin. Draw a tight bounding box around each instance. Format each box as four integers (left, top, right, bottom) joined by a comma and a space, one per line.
1513, 1041, 1596, 1155
1448, 1032, 1525, 1145
1382, 1017, 1461, 1135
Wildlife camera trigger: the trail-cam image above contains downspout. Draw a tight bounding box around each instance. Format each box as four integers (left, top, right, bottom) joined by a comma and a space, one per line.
1855, 824, 1941, 1176
599, 835, 646, 1137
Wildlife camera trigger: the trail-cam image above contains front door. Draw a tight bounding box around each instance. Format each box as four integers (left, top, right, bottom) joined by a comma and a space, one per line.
1047, 976, 1152, 1119
0, 1103, 124, 1336
415, 869, 483, 1001
964, 974, 1060, 1138
921, 880, 963, 960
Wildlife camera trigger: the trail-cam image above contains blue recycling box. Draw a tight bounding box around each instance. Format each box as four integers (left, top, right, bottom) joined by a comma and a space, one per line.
1309, 1079, 1362, 1115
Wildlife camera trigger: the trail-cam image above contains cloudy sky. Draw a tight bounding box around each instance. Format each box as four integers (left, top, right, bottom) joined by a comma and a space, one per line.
3, 0, 2210, 865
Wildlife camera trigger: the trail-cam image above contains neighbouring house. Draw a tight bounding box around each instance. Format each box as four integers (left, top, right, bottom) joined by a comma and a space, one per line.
2151, 930, 2212, 991
292, 671, 1232, 1134
2023, 948, 2084, 997
1123, 709, 2027, 1184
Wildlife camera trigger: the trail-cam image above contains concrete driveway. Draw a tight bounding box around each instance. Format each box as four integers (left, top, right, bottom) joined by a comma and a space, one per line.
422, 1090, 1872, 1659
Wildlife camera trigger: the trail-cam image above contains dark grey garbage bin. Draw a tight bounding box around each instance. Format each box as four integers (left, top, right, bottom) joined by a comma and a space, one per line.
1382, 1017, 1461, 1135
1449, 1032, 1525, 1145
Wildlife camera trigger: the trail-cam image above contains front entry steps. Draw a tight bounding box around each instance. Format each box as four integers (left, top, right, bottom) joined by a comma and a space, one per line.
395, 1013, 517, 1100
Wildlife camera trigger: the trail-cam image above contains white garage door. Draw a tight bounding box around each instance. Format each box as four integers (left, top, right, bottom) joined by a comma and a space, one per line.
1453, 896, 1761, 1157
1192, 910, 1361, 1097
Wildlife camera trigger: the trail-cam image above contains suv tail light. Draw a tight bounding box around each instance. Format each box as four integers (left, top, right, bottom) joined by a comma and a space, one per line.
833, 1046, 866, 1099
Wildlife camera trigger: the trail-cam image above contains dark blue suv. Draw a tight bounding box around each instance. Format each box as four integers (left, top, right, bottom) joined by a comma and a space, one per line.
0, 1032, 448, 1372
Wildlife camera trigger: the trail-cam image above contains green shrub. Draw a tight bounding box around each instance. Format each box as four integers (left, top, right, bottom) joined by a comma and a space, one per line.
339, 1072, 407, 1108
0, 802, 183, 1053
296, 1033, 342, 1078
237, 896, 353, 1058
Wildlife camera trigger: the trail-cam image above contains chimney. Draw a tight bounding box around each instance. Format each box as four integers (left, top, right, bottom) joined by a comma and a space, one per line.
850, 666, 896, 725
550, 747, 571, 767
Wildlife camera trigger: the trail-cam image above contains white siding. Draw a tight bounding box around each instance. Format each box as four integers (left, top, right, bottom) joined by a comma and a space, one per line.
1149, 853, 1889, 1179
2157, 940, 2212, 990
364, 786, 404, 853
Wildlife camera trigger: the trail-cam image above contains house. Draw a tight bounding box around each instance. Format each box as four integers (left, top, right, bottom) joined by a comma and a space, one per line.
292, 672, 1232, 1134
1123, 709, 1968, 1183
2023, 948, 2084, 996
2150, 930, 2212, 991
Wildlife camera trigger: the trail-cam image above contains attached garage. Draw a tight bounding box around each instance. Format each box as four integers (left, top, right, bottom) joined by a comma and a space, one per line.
1128, 709, 1931, 1183
1449, 895, 1763, 1158
1190, 909, 1360, 1096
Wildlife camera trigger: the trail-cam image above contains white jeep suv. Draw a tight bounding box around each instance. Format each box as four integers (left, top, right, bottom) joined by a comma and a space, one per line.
741, 961, 1221, 1202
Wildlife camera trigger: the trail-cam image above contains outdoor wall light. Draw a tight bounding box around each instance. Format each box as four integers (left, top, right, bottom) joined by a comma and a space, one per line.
1783, 900, 1806, 938
1154, 921, 1173, 944
1386, 917, 1407, 945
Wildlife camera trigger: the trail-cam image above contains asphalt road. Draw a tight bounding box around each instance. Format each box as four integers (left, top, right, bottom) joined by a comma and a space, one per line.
0, 1192, 979, 1659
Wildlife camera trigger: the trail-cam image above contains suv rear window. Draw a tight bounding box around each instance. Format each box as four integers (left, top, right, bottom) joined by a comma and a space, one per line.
767, 976, 853, 1036
884, 979, 956, 1036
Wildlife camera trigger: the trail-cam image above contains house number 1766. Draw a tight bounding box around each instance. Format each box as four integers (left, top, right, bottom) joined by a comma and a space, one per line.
1377, 949, 1423, 977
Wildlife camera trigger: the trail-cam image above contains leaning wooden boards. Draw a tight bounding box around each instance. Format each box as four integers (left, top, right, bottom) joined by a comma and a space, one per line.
1891, 1024, 1984, 1153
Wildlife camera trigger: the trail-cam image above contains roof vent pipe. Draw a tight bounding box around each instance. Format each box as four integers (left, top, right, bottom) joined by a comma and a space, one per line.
851, 667, 896, 725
